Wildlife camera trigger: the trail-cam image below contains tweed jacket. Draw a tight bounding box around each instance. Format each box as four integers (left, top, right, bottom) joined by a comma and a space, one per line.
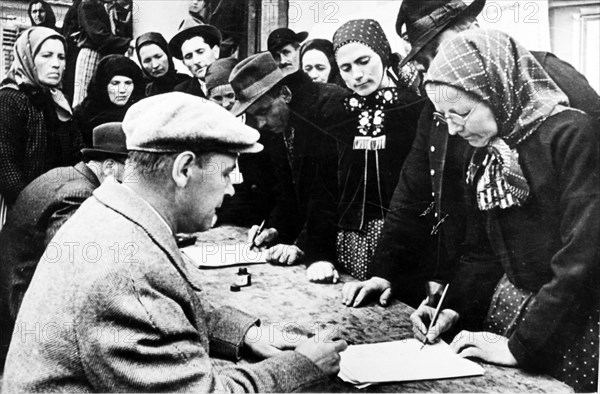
0, 86, 83, 204
371, 51, 600, 307
0, 162, 99, 370
2, 182, 325, 392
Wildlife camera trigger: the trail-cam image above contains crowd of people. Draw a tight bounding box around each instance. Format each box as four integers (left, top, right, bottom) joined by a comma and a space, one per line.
0, 0, 599, 392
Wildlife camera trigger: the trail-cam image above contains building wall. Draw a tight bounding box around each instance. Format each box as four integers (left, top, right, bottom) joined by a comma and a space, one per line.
549, 1, 600, 93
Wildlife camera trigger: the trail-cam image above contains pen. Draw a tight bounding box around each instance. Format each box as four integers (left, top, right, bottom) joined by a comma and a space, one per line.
420, 283, 450, 350
250, 220, 266, 250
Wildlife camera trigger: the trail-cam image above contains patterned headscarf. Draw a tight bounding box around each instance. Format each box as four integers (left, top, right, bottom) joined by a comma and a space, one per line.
333, 19, 392, 69
2, 27, 72, 121
333, 19, 420, 94
425, 29, 569, 210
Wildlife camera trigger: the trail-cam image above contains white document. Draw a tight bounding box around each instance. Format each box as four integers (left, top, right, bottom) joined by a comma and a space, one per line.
339, 339, 484, 387
181, 243, 267, 268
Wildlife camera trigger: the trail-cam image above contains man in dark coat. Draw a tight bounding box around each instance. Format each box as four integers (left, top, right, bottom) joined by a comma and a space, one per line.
0, 122, 128, 371
229, 52, 348, 268
342, 0, 600, 309
170, 18, 221, 98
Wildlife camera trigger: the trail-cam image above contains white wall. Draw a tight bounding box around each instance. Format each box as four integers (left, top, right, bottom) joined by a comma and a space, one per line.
288, 0, 551, 56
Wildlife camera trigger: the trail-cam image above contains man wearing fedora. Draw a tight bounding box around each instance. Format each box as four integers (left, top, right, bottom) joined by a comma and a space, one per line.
170, 17, 222, 98
229, 52, 346, 270
342, 0, 600, 309
0, 122, 128, 371
2, 93, 347, 392
268, 27, 308, 77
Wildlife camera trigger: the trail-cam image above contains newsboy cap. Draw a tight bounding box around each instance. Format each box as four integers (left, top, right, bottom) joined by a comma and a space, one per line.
229, 52, 285, 116
81, 122, 128, 160
267, 27, 308, 54
122, 92, 263, 154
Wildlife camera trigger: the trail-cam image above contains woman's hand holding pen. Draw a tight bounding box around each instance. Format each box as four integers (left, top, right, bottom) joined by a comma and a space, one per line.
410, 299, 459, 344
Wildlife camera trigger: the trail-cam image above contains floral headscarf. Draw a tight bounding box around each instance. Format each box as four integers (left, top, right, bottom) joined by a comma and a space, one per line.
3, 27, 72, 121
425, 29, 569, 210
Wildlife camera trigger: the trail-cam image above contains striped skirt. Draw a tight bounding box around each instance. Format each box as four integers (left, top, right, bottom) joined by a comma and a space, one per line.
72, 48, 101, 107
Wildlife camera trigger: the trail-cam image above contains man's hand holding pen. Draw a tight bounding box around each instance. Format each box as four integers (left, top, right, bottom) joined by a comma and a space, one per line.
247, 221, 305, 265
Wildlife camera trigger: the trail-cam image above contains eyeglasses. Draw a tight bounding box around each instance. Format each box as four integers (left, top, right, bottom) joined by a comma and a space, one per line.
433, 102, 479, 127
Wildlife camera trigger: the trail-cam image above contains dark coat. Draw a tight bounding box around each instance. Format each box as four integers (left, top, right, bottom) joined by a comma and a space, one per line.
266, 71, 349, 262
0, 162, 99, 370
1, 181, 326, 392
77, 0, 131, 56
446, 111, 599, 374
332, 89, 425, 231
0, 86, 83, 204
372, 51, 600, 307
174, 78, 207, 98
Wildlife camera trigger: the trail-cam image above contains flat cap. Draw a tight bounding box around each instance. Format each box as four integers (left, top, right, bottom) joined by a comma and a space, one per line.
122, 92, 263, 154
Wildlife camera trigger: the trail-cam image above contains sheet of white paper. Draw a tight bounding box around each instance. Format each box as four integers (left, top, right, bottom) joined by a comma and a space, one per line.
181, 243, 267, 268
339, 339, 484, 386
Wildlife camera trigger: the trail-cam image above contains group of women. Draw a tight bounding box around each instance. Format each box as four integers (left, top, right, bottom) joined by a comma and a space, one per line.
0, 9, 597, 392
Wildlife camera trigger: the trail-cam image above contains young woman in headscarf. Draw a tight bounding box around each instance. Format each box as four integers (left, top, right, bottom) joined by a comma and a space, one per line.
305, 20, 425, 283
135, 32, 191, 97
300, 38, 344, 87
27, 0, 57, 30
410, 29, 599, 393
73, 54, 144, 147
0, 27, 83, 207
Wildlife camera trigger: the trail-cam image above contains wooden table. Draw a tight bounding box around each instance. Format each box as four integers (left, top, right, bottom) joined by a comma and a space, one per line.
194, 226, 573, 393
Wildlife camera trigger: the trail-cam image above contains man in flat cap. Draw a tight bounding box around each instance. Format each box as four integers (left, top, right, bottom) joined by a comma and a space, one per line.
229, 52, 348, 279
0, 122, 128, 371
2, 93, 347, 392
343, 0, 600, 313
268, 27, 308, 76
170, 17, 222, 98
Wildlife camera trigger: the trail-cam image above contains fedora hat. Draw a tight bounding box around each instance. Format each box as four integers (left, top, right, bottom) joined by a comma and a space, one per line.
81, 122, 128, 160
228, 52, 286, 117
267, 28, 308, 54
168, 16, 222, 60
396, 0, 486, 66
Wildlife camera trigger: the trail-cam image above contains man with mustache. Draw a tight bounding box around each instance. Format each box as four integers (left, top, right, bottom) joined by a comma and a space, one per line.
170, 17, 221, 98
267, 28, 308, 77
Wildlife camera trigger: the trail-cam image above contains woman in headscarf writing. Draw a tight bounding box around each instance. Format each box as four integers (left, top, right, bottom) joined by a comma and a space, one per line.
0, 27, 83, 206
410, 29, 598, 393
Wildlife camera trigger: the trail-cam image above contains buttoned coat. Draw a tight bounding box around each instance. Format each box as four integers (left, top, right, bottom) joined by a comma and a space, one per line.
2, 182, 324, 392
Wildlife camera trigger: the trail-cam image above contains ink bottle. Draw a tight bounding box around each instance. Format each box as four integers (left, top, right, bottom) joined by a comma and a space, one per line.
235, 268, 251, 287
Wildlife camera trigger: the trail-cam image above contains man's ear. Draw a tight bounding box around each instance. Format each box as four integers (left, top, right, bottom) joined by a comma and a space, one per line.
212, 45, 220, 60
281, 85, 292, 104
101, 159, 116, 178
172, 151, 197, 188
